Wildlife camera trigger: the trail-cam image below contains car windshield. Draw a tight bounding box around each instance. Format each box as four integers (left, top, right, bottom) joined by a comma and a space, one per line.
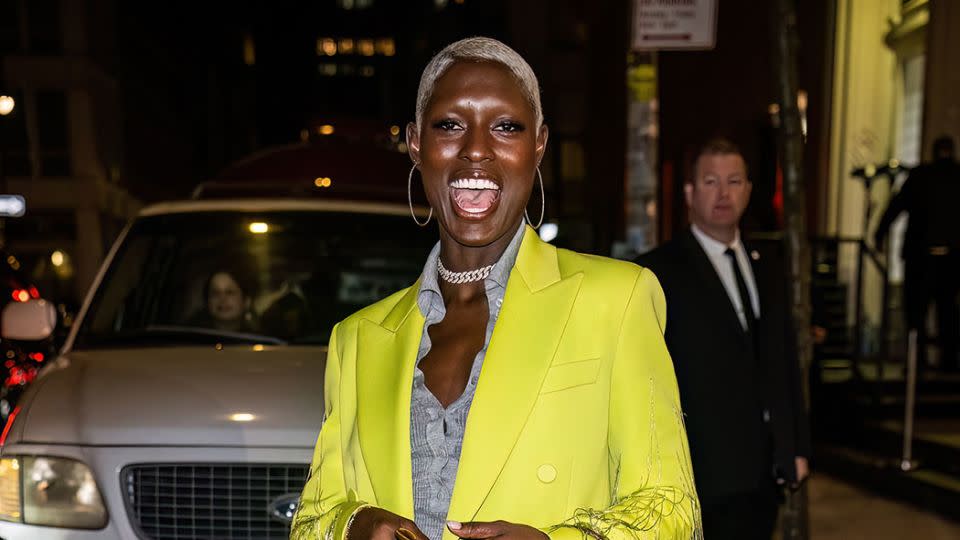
73, 210, 434, 348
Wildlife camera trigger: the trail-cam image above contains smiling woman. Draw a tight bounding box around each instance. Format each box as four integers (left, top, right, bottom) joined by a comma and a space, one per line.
292, 37, 702, 540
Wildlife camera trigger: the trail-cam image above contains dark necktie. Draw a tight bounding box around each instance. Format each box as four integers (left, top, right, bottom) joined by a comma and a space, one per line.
724, 247, 756, 333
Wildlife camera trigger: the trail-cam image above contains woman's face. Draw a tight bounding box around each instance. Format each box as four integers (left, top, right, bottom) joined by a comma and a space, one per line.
408, 61, 548, 248
207, 272, 246, 325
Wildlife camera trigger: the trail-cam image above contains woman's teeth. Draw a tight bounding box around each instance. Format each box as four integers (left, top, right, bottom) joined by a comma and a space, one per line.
450, 178, 500, 190
450, 178, 500, 214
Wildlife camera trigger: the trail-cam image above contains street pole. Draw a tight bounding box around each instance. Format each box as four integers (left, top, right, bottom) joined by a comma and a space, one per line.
770, 0, 811, 538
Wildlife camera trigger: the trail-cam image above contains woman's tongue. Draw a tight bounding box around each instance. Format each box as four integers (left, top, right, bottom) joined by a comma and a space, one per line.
452, 188, 499, 213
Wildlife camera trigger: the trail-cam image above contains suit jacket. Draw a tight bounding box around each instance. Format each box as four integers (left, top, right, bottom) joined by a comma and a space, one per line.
292, 227, 701, 540
636, 230, 810, 499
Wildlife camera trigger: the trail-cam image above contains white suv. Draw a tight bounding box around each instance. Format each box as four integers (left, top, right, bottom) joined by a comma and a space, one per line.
0, 199, 432, 539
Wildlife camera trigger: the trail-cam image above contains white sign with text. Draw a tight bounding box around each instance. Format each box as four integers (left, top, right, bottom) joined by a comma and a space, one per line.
633, 0, 718, 50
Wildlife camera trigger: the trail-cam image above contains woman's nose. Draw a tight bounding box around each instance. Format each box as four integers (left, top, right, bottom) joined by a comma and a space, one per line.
459, 129, 494, 163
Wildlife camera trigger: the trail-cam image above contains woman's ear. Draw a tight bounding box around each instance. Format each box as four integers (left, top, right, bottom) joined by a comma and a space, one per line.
536, 124, 549, 164
406, 122, 421, 165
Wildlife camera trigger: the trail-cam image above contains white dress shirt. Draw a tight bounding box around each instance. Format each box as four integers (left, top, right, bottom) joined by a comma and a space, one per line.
690, 224, 761, 330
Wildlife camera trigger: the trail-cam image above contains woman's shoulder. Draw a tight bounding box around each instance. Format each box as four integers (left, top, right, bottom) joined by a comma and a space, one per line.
556, 247, 652, 285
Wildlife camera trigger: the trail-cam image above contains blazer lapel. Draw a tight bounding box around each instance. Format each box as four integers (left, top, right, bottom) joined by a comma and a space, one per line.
356, 282, 423, 519
680, 230, 748, 338
446, 227, 583, 522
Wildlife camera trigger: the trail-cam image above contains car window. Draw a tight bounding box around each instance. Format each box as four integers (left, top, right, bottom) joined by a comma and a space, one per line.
73, 211, 433, 348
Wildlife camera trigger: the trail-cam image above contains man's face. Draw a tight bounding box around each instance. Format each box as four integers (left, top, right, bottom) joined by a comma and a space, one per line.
685, 152, 752, 234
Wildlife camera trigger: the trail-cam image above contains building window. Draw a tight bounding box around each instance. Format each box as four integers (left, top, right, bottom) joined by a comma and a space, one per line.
0, 90, 30, 177
26, 0, 62, 54
35, 91, 70, 177
338, 0, 374, 9
0, 0, 21, 53
242, 34, 256, 66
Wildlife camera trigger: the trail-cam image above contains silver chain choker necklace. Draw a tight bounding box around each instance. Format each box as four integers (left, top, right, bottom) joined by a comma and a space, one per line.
437, 258, 495, 284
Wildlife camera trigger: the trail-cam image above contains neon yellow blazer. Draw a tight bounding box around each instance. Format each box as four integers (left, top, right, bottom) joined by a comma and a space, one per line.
292, 227, 702, 540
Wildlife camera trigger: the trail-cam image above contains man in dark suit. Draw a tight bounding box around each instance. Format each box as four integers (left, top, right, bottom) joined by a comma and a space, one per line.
637, 138, 810, 540
874, 135, 960, 371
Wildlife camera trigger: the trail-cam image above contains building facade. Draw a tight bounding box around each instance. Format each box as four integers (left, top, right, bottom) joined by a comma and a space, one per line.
1, 0, 138, 305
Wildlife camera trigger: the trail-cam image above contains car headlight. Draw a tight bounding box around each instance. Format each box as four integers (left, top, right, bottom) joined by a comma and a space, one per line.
0, 456, 107, 529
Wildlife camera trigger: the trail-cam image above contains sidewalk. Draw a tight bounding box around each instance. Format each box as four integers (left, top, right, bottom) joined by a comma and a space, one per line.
805, 474, 960, 539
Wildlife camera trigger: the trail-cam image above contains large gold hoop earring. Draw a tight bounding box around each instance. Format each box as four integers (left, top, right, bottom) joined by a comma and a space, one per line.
408, 163, 433, 227
524, 166, 545, 229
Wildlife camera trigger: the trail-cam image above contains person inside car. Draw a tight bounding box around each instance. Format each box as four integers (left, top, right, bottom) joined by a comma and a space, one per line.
189, 268, 258, 333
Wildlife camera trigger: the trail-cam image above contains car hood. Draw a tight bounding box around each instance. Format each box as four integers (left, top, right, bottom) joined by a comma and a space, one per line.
18, 345, 325, 447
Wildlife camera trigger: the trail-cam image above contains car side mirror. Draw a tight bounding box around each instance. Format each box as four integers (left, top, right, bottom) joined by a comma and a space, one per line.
2, 299, 57, 341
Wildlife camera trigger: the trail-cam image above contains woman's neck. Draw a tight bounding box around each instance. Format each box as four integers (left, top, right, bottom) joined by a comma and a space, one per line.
437, 221, 522, 272
436, 220, 522, 302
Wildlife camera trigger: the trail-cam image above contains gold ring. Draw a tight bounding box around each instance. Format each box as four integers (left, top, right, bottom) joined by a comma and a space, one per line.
395, 527, 417, 540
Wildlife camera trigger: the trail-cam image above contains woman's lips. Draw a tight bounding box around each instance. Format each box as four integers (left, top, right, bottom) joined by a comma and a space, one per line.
449, 177, 502, 218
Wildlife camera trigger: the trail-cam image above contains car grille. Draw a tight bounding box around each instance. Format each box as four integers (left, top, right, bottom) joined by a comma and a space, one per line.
123, 463, 309, 540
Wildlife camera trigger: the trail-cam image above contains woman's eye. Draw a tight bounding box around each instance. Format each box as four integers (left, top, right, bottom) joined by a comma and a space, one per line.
494, 121, 525, 133
433, 119, 462, 131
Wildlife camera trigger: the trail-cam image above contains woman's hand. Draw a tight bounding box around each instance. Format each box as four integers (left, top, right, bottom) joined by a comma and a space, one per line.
348, 507, 429, 540
447, 520, 549, 540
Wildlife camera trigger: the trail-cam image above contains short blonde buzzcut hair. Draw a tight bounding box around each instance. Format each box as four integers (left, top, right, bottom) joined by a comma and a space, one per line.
414, 37, 543, 131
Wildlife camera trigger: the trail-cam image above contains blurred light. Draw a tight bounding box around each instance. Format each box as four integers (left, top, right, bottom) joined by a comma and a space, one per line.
243, 34, 256, 66
797, 89, 808, 140
12, 289, 29, 303
390, 125, 400, 136
889, 158, 900, 169
248, 222, 269, 234
768, 103, 780, 115
318, 124, 335, 135
360, 65, 375, 77
0, 95, 14, 116
0, 195, 26, 217
376, 38, 396, 56
318, 38, 337, 56
338, 38, 355, 55
50, 250, 65, 267
358, 39, 375, 56
300, 129, 310, 141
252, 344, 265, 352
539, 223, 559, 243
314, 177, 332, 188
318, 63, 337, 76
865, 164, 877, 178
646, 199, 658, 219
229, 413, 256, 422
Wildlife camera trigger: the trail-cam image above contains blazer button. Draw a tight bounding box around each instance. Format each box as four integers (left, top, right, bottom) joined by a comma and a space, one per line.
537, 464, 557, 483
